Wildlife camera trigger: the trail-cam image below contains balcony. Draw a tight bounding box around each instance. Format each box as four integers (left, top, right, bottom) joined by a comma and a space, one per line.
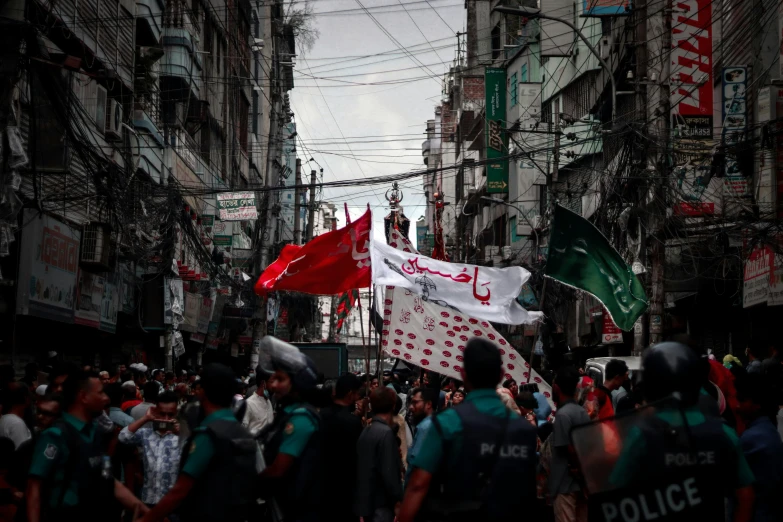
136, 0, 165, 46
132, 133, 165, 185
160, 28, 203, 100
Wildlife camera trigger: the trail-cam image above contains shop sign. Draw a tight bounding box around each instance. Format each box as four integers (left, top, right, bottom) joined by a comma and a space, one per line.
217, 192, 258, 221
743, 246, 773, 308
602, 312, 623, 344
16, 209, 80, 323
213, 235, 233, 247
583, 0, 630, 17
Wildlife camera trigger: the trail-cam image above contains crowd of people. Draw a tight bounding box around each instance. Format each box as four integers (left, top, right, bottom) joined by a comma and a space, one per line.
0, 334, 780, 522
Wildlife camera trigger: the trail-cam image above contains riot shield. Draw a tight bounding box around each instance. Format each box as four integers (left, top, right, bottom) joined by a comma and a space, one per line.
570, 399, 726, 522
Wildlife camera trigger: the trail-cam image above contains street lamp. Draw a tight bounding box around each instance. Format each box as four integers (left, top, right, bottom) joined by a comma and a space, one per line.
480, 196, 539, 249
493, 5, 617, 124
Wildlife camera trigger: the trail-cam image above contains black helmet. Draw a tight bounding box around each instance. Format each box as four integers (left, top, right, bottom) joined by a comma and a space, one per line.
257, 336, 318, 392
641, 342, 704, 406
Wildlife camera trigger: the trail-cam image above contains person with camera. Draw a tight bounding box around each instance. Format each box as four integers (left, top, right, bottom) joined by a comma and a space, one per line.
118, 391, 181, 509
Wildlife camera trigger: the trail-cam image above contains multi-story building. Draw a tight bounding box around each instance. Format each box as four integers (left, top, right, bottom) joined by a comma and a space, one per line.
0, 0, 310, 370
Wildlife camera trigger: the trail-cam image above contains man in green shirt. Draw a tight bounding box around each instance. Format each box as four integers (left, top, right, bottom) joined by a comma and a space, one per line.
26, 370, 145, 522
398, 337, 538, 522
141, 363, 257, 522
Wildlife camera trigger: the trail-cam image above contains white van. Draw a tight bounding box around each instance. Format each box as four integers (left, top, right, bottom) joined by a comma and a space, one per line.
584, 356, 641, 387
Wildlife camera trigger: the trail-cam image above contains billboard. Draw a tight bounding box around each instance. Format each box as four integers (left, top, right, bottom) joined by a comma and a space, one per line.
16, 210, 80, 324
722, 66, 748, 197
485, 68, 508, 194
670, 0, 713, 138
583, 0, 631, 17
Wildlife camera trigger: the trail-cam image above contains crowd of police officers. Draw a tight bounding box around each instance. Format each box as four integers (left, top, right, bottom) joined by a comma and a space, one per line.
17, 335, 772, 522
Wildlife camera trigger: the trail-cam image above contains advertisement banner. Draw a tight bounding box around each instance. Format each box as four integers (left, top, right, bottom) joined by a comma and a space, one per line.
670, 0, 713, 136
757, 87, 775, 211
75, 271, 105, 329
197, 295, 215, 334
16, 210, 80, 323
100, 273, 120, 333
213, 235, 233, 247
217, 192, 258, 221
743, 246, 773, 308
163, 277, 184, 325
181, 292, 201, 333
583, 0, 630, 17
485, 68, 508, 194
722, 66, 748, 197
119, 263, 138, 315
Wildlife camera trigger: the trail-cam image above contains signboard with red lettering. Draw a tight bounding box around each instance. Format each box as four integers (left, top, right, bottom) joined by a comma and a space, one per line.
17, 210, 81, 323
743, 246, 773, 308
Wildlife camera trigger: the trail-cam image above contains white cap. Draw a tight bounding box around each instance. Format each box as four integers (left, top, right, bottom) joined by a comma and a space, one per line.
36, 385, 48, 396
47, 351, 57, 358
122, 380, 136, 389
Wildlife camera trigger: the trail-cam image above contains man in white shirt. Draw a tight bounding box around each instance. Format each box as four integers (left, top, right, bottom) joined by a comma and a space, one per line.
242, 375, 273, 435
0, 382, 32, 448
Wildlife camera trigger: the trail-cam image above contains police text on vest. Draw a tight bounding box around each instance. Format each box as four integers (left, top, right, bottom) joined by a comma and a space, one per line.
664, 452, 715, 466
601, 477, 702, 521
479, 443, 529, 458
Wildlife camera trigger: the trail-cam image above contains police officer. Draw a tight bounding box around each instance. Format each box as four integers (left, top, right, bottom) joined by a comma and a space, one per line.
257, 336, 322, 522
398, 337, 538, 522
26, 369, 145, 522
606, 342, 755, 522
141, 363, 257, 522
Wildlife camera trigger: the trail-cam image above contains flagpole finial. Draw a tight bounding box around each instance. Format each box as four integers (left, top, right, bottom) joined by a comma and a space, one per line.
386, 182, 404, 211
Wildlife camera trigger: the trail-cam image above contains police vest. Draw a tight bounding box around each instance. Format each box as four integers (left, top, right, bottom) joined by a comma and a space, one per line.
44, 419, 114, 522
258, 403, 322, 520
179, 419, 258, 522
422, 401, 537, 522
595, 414, 737, 522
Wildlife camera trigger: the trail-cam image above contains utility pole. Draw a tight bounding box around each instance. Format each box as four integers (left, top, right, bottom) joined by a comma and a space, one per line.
327, 295, 337, 342
306, 169, 317, 241
646, 0, 672, 346
293, 158, 302, 244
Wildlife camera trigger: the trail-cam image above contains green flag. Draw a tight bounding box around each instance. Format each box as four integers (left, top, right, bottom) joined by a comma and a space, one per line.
544, 205, 648, 331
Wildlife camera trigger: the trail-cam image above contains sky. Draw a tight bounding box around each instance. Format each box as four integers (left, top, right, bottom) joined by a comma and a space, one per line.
289, 0, 466, 245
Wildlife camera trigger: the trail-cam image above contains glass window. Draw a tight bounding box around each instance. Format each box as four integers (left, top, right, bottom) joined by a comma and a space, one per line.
510, 72, 518, 106
521, 63, 528, 82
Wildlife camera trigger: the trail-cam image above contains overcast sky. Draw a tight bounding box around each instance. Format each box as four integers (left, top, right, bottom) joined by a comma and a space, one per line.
290, 0, 466, 244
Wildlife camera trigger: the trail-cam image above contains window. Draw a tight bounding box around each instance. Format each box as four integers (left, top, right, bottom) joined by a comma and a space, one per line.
253, 11, 259, 38
240, 96, 249, 153
520, 63, 528, 82
491, 25, 501, 60
510, 73, 518, 106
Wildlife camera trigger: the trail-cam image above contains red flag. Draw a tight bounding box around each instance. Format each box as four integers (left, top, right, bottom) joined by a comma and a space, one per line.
255, 210, 372, 295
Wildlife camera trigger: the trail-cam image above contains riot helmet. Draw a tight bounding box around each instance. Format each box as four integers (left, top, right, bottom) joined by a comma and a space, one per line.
641, 342, 703, 405
257, 336, 318, 392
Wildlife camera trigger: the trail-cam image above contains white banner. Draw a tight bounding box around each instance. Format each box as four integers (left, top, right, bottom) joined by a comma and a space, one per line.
381, 229, 553, 406
371, 238, 542, 325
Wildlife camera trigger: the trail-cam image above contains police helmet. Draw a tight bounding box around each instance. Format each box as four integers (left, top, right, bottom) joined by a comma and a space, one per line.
641, 342, 703, 405
257, 336, 318, 391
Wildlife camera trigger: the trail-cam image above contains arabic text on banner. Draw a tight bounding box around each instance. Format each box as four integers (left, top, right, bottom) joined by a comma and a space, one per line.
381, 229, 554, 408
371, 238, 542, 325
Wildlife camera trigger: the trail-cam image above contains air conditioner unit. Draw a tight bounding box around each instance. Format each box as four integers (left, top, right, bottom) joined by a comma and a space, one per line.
501, 245, 513, 260
95, 85, 107, 134
600, 36, 613, 60
80, 222, 112, 270
105, 99, 123, 141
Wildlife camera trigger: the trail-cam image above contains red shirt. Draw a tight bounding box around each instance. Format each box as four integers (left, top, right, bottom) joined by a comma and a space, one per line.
121, 399, 142, 413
